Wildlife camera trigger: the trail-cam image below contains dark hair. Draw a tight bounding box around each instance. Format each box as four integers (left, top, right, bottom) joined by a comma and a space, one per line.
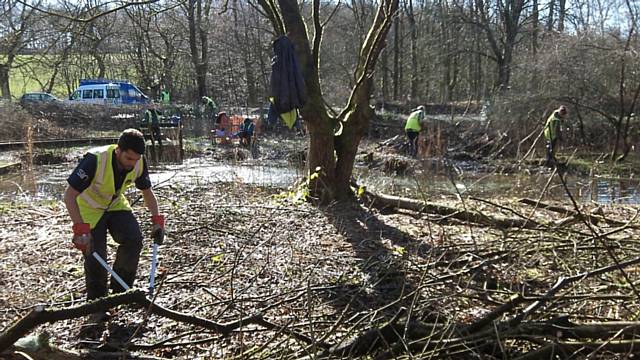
118, 128, 145, 155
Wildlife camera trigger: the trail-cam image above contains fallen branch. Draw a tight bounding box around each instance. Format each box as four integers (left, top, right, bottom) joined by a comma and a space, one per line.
0, 290, 263, 353
514, 339, 640, 360
511, 255, 640, 325
318, 307, 407, 358
518, 198, 627, 227
362, 190, 543, 229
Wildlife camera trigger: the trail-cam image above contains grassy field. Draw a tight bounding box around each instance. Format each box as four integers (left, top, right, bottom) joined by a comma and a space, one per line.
7, 55, 69, 99
6, 53, 142, 100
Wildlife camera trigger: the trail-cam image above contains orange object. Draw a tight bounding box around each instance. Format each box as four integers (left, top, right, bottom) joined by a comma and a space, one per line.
211, 114, 261, 145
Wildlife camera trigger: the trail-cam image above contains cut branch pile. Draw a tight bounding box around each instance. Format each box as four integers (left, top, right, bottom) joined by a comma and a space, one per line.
1, 177, 639, 359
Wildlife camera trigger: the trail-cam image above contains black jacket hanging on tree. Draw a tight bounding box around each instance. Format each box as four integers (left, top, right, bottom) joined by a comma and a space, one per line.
268, 35, 306, 125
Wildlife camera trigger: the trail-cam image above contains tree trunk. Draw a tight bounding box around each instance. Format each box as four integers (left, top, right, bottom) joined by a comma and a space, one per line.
187, 0, 209, 99
0, 64, 10, 100
558, 0, 566, 32
334, 87, 375, 199
497, 59, 509, 91
393, 18, 400, 100
611, 118, 622, 159
471, 0, 483, 100
363, 190, 543, 229
268, 0, 398, 203
546, 0, 555, 31
242, 26, 257, 106
532, 0, 539, 53
382, 46, 389, 102
406, 0, 418, 101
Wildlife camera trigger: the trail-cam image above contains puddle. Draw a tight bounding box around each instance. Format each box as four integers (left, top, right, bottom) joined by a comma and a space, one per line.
0, 157, 304, 202
150, 158, 304, 188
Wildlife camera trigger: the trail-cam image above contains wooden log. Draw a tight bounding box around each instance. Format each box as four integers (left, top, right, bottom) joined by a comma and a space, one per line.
0, 162, 21, 175
363, 191, 542, 229
518, 198, 626, 227
0, 290, 263, 353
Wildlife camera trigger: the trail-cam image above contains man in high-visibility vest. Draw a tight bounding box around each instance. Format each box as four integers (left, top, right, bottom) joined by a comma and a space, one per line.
63, 129, 165, 324
202, 96, 218, 126
160, 89, 170, 104
404, 105, 425, 157
544, 105, 568, 166
144, 104, 163, 148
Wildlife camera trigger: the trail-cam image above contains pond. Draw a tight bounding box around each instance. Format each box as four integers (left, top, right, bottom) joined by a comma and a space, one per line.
0, 154, 638, 205
357, 166, 640, 205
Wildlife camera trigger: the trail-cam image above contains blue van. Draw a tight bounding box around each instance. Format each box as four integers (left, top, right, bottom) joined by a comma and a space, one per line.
68, 79, 150, 105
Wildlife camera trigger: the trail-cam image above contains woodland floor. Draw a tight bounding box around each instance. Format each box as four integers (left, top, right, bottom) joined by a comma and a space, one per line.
0, 115, 640, 358
1, 159, 639, 359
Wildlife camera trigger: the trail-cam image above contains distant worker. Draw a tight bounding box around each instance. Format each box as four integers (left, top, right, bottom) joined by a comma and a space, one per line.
404, 105, 425, 157
144, 104, 163, 148
160, 89, 170, 104
543, 105, 568, 166
63, 129, 165, 326
236, 118, 256, 147
202, 96, 218, 126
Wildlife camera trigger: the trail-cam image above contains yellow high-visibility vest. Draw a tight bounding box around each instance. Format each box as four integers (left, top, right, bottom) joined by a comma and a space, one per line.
405, 110, 423, 132
77, 144, 144, 228
544, 112, 561, 141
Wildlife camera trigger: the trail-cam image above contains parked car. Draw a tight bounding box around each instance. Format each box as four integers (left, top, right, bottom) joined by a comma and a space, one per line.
19, 92, 63, 107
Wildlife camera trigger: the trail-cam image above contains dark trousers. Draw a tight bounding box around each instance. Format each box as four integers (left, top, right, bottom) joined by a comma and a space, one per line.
85, 210, 143, 300
150, 125, 162, 147
406, 131, 419, 156
546, 139, 557, 165
238, 131, 253, 147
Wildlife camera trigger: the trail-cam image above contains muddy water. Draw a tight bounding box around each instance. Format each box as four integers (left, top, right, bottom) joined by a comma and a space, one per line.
357, 167, 640, 205
0, 157, 305, 202
0, 155, 638, 205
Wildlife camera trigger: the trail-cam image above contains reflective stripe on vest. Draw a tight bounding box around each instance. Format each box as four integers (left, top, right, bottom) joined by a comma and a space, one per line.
77, 144, 144, 228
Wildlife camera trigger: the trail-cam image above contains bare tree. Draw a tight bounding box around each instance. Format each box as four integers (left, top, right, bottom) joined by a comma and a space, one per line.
185, 0, 213, 99
611, 0, 640, 160
473, 0, 528, 91
0, 0, 40, 99
405, 0, 419, 101
256, 0, 398, 202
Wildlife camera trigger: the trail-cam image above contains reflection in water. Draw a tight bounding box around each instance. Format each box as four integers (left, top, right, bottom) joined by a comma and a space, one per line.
0, 157, 638, 205
0, 158, 304, 202
355, 167, 640, 205
588, 178, 639, 204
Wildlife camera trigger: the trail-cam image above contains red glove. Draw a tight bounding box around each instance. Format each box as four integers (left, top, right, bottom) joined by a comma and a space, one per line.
151, 215, 165, 245
72, 223, 92, 254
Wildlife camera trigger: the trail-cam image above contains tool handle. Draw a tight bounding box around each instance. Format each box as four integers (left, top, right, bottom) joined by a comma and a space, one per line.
148, 244, 159, 296
92, 252, 130, 291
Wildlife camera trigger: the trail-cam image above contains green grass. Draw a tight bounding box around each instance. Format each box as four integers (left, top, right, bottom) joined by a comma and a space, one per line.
6, 55, 69, 99
6, 53, 146, 100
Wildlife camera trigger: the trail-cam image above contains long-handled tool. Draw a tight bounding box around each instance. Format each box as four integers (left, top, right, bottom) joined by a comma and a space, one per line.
148, 243, 159, 296
92, 252, 130, 291
148, 229, 164, 297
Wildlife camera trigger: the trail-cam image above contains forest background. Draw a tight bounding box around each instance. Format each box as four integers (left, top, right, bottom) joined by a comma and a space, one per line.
0, 0, 638, 163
